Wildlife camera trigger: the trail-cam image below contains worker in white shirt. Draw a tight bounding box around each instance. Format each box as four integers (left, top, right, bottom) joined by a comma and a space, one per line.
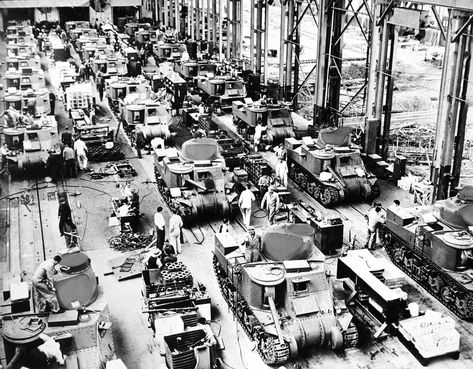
365, 204, 386, 250
154, 206, 166, 251
9, 333, 65, 368
238, 185, 255, 228
254, 119, 265, 152
169, 209, 184, 253
73, 136, 88, 171
275, 157, 288, 187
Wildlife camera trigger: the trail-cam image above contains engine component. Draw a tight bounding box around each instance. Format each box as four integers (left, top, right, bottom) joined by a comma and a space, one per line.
287, 126, 379, 207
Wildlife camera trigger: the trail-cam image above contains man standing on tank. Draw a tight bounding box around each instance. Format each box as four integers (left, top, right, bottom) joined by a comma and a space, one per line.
243, 226, 262, 263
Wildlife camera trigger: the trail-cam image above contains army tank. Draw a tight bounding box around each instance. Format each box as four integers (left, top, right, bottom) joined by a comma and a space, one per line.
379, 185, 473, 319
213, 223, 358, 365
232, 100, 295, 145
154, 137, 239, 224
287, 126, 379, 207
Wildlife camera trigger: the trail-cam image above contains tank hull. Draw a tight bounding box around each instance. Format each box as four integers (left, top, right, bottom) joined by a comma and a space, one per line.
212, 228, 358, 365
380, 207, 473, 319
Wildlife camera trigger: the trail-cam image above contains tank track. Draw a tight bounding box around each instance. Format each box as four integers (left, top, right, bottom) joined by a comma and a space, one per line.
288, 159, 340, 207
212, 255, 290, 365
342, 322, 359, 348
379, 226, 473, 319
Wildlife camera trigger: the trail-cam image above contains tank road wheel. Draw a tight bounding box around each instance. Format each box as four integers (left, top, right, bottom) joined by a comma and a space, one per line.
313, 184, 322, 200
440, 286, 454, 304
393, 248, 405, 264
428, 274, 444, 295
455, 293, 469, 319
258, 335, 290, 365
320, 187, 336, 207
343, 322, 359, 348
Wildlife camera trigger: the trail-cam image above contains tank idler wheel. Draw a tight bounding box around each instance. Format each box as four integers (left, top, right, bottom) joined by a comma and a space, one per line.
319, 187, 334, 207
393, 249, 404, 264
455, 296, 469, 319
259, 335, 290, 365
343, 322, 359, 348
428, 275, 444, 295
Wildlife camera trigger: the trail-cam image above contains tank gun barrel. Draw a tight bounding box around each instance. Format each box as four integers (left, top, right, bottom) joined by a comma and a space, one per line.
267, 292, 284, 344
185, 177, 207, 191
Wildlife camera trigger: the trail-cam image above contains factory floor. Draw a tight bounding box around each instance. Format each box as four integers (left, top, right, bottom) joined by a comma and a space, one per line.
1, 43, 473, 369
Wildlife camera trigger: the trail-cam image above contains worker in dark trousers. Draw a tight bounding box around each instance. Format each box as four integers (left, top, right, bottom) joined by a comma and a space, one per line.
96, 68, 105, 101
63, 144, 76, 178
161, 241, 177, 266
58, 198, 77, 237
134, 127, 145, 159
154, 206, 165, 251
49, 91, 56, 115
61, 126, 73, 147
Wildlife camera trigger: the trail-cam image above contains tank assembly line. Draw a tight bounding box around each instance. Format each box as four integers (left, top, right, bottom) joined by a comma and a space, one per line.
1, 0, 473, 369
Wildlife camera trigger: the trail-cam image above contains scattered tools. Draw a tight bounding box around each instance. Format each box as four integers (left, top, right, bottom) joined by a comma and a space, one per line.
113, 161, 138, 178
88, 145, 125, 163
108, 232, 154, 252
90, 163, 118, 179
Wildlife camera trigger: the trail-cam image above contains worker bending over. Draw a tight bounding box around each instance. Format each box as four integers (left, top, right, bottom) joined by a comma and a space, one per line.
31, 255, 63, 313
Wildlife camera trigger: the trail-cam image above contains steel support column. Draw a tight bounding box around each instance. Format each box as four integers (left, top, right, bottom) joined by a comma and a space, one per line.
212, 0, 217, 46
279, 1, 287, 99
255, 0, 264, 73
164, 0, 169, 29
226, 0, 231, 58
263, 1, 270, 84
175, 1, 180, 34
219, 0, 224, 59
431, 11, 471, 199
285, 1, 295, 94
196, 0, 201, 40
293, 2, 302, 108
250, 0, 255, 70
189, 0, 194, 40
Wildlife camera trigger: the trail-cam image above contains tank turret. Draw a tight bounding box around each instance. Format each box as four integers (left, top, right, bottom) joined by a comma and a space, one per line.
55, 251, 99, 309
434, 185, 473, 229
262, 223, 316, 261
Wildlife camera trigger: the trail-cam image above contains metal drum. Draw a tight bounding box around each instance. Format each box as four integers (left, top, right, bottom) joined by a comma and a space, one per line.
55, 251, 99, 309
